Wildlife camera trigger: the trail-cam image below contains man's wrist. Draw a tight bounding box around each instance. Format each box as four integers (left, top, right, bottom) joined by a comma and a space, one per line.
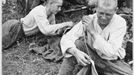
63, 22, 69, 26
66, 47, 77, 56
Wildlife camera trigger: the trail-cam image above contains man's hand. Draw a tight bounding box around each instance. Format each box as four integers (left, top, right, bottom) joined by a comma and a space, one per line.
82, 16, 96, 35
63, 21, 74, 27
56, 21, 74, 35
82, 16, 92, 25
67, 48, 91, 66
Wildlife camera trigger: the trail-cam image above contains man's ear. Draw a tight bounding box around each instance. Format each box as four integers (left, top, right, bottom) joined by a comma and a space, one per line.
113, 7, 118, 13
115, 7, 118, 11
93, 7, 97, 13
94, 7, 98, 13
43, 2, 47, 6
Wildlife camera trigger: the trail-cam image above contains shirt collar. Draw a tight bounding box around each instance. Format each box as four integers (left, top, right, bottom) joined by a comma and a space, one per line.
93, 13, 116, 31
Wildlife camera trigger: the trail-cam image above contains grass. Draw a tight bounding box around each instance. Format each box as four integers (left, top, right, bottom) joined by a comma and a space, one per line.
2, 1, 88, 75
2, 0, 133, 75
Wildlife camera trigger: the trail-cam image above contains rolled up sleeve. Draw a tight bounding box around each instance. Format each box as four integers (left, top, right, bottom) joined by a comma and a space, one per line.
60, 21, 85, 57
34, 14, 65, 35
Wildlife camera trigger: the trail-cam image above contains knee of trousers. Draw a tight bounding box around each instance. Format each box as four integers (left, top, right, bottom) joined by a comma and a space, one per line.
75, 39, 87, 53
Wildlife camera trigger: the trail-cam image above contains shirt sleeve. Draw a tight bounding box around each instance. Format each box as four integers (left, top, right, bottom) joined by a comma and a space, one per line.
34, 14, 65, 35
93, 20, 127, 60
60, 21, 85, 57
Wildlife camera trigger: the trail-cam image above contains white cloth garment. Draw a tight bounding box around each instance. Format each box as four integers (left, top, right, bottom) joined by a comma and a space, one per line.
60, 13, 127, 60
21, 5, 63, 36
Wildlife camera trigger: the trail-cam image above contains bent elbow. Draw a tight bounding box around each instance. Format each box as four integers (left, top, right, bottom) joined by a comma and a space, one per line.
60, 35, 67, 46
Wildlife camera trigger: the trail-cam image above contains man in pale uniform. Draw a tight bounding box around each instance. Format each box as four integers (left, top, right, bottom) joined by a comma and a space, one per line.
58, 0, 132, 75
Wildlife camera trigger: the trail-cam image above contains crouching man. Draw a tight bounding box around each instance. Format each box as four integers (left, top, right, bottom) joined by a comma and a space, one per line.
58, 0, 132, 75
2, 0, 73, 49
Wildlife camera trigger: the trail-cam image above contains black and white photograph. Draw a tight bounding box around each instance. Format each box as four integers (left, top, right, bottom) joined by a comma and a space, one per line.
2, 0, 133, 75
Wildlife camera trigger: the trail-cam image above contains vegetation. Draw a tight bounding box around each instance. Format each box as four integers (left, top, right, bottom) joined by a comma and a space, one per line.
2, 0, 132, 75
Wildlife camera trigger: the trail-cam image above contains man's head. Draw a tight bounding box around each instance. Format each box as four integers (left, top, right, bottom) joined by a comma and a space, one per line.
96, 0, 117, 26
45, 0, 63, 14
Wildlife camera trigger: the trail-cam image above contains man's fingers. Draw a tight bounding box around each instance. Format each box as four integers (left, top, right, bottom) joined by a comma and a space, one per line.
80, 60, 87, 66
82, 21, 89, 26
82, 16, 92, 22
84, 53, 91, 64
82, 57, 90, 65
82, 19, 90, 23
75, 50, 91, 66
78, 59, 87, 66
84, 53, 90, 60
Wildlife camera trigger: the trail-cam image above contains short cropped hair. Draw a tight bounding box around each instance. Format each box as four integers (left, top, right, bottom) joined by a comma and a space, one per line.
88, 0, 117, 9
47, 0, 63, 4
97, 0, 117, 9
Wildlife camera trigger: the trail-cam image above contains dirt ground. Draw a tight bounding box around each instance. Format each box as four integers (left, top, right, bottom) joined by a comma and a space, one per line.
2, 0, 133, 75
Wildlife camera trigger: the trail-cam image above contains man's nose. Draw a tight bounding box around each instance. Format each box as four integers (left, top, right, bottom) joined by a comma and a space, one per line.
101, 14, 107, 19
58, 7, 61, 11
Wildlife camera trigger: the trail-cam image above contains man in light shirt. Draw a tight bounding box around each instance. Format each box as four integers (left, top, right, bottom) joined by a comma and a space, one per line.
58, 0, 132, 75
2, 0, 73, 49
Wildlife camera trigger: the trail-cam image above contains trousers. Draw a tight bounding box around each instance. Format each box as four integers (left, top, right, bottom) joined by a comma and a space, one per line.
2, 19, 25, 50
58, 39, 132, 75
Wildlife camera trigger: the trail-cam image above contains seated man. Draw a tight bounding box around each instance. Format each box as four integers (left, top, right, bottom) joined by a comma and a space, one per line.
2, 0, 73, 49
58, 0, 132, 75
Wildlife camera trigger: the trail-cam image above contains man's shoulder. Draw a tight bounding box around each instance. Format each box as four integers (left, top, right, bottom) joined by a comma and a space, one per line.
31, 5, 41, 10
29, 5, 46, 16
31, 5, 45, 12
112, 14, 127, 28
114, 14, 126, 23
